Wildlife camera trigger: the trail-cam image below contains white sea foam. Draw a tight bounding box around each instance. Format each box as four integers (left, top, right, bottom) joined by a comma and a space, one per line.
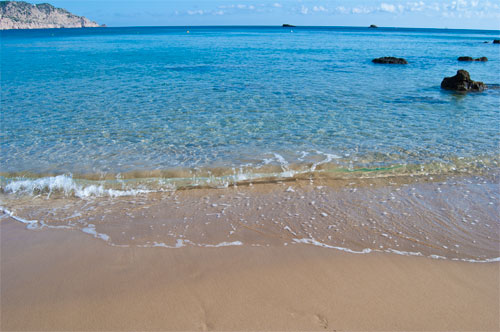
1, 150, 345, 197
3, 175, 154, 198
2, 207, 498, 263
201, 241, 243, 247
149, 239, 242, 248
81, 224, 110, 241
310, 151, 341, 171
1, 207, 75, 230
272, 153, 289, 167
293, 237, 500, 263
0, 206, 39, 228
452, 257, 500, 263
293, 238, 373, 254
429, 254, 447, 260
385, 248, 423, 257
284, 226, 297, 235
151, 239, 186, 248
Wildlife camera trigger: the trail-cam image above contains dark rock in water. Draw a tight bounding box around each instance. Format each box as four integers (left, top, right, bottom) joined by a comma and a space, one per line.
369, 24, 378, 28
372, 57, 408, 64
441, 69, 485, 92
493, 40, 500, 44
458, 56, 488, 62
282, 24, 296, 27
483, 41, 489, 43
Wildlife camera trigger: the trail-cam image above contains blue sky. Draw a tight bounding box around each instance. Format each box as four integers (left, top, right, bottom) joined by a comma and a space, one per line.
31, 0, 500, 29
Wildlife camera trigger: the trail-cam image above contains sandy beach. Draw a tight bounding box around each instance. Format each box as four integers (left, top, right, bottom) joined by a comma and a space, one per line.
2, 23, 500, 332
1, 216, 498, 331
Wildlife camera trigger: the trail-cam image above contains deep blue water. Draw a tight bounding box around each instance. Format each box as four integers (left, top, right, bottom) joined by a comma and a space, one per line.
1, 26, 499, 183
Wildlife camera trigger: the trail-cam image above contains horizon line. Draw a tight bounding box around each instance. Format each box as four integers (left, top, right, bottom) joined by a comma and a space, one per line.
92, 25, 500, 32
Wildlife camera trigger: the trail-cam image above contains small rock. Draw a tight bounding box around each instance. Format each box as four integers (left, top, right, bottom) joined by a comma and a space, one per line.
372, 57, 408, 64
457, 56, 488, 62
369, 24, 378, 28
441, 69, 485, 92
493, 40, 500, 44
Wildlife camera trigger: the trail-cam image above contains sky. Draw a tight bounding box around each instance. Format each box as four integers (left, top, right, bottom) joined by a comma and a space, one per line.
28, 0, 500, 30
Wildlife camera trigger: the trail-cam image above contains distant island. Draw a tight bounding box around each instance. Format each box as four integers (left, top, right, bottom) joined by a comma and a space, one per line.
282, 24, 296, 28
369, 24, 378, 28
0, 1, 102, 30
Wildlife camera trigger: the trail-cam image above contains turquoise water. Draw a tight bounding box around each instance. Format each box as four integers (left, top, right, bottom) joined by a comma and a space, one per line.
1, 27, 500, 189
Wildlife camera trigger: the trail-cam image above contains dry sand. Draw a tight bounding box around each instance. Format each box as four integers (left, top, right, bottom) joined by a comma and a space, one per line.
1, 218, 499, 331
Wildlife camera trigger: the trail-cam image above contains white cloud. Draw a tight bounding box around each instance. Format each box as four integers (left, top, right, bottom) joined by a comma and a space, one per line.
182, 1, 500, 20
187, 9, 204, 15
351, 6, 371, 14
313, 6, 327, 13
335, 6, 348, 14
380, 3, 397, 13
407, 1, 426, 12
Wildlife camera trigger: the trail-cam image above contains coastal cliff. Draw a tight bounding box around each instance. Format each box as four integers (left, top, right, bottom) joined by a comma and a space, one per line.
0, 1, 101, 30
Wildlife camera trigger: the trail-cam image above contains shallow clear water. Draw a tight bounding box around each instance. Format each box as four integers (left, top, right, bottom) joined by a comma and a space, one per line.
1, 26, 500, 189
1, 27, 499, 260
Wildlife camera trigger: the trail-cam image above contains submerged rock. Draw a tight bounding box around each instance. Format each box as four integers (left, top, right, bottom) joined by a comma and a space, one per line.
372, 57, 408, 64
441, 70, 485, 92
458, 56, 488, 62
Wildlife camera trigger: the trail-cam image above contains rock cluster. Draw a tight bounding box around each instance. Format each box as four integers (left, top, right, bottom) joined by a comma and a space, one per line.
441, 70, 485, 92
458, 56, 488, 62
0, 1, 100, 30
372, 57, 408, 64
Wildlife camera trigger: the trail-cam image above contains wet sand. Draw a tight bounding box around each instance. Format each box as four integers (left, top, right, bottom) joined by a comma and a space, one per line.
1, 218, 499, 331
3, 174, 499, 261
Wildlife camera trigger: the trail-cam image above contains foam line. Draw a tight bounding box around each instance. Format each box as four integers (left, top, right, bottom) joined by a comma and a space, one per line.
1, 206, 38, 228
293, 237, 500, 263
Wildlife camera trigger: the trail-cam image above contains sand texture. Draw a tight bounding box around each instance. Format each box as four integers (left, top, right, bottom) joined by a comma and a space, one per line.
1, 218, 499, 331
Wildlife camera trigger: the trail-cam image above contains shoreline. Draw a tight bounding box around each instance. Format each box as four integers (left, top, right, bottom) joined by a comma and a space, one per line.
2, 173, 498, 262
1, 218, 499, 331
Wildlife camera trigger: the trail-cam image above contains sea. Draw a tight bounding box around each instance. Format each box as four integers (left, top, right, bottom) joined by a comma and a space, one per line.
1, 26, 499, 261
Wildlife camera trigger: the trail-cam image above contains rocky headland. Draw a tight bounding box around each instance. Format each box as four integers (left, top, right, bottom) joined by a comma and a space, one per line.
0, 1, 101, 30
